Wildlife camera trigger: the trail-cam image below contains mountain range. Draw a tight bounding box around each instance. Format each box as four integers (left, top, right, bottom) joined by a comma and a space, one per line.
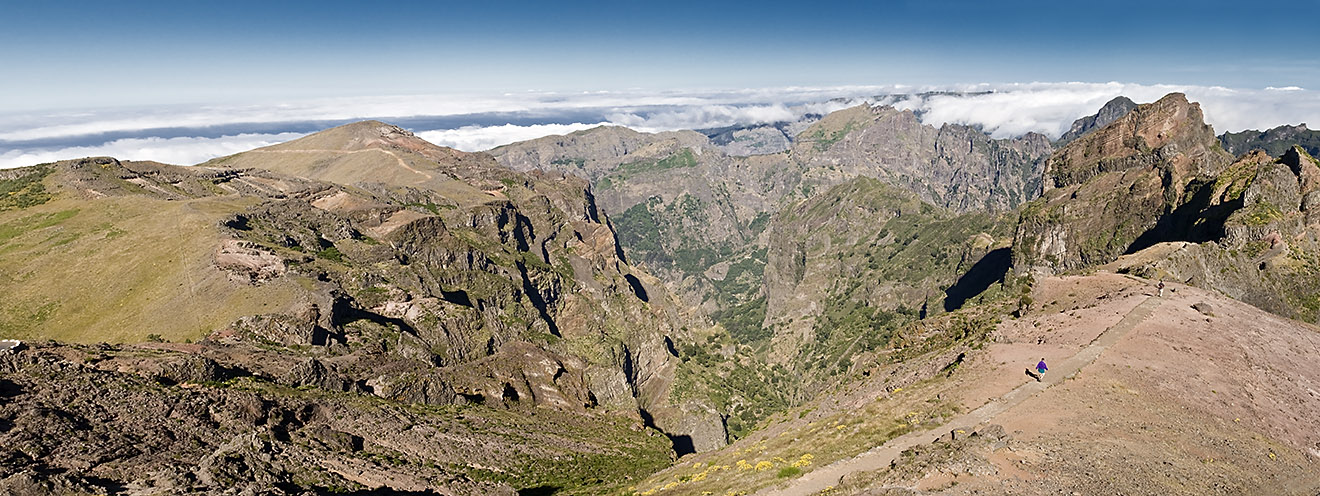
1, 92, 1318, 495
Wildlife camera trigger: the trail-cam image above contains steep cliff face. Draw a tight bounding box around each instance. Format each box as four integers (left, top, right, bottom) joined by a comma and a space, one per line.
1010, 93, 1320, 323
490, 104, 1050, 335
792, 105, 1052, 213
491, 126, 801, 319
1107, 146, 1320, 323
1056, 96, 1138, 144
206, 121, 727, 451
1014, 93, 1234, 272
761, 177, 1015, 367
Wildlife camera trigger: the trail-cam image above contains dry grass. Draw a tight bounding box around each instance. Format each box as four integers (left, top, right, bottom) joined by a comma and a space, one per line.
0, 195, 306, 344
632, 378, 961, 496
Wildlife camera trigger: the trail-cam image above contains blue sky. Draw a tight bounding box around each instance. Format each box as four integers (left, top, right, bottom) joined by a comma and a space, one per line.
3, 0, 1318, 111
2, 1, 1319, 168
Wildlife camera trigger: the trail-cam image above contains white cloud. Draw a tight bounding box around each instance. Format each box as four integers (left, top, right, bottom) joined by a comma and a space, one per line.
3, 83, 1318, 168
417, 123, 609, 152
885, 82, 1320, 139
599, 100, 857, 134
0, 87, 894, 143
0, 132, 303, 169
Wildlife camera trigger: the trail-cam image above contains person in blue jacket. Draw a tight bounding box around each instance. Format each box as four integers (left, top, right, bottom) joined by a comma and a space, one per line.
1036, 358, 1048, 376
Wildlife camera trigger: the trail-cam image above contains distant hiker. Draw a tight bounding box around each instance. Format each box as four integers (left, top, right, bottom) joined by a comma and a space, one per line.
1036, 358, 1048, 377
1158, 280, 1165, 297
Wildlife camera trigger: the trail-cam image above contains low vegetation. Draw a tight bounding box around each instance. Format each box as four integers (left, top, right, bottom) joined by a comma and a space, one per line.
0, 164, 54, 211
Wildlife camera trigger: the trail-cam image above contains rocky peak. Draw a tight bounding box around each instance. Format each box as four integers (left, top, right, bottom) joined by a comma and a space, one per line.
1280, 145, 1320, 194
1057, 96, 1138, 144
1014, 93, 1238, 273
1044, 92, 1230, 192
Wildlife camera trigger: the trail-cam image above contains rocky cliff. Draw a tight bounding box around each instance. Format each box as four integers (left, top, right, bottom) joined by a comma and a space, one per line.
790, 104, 1052, 213
1105, 146, 1320, 323
760, 177, 1015, 369
491, 104, 1050, 344
1056, 96, 1138, 144
0, 122, 734, 492
1013, 93, 1320, 324
1014, 93, 1234, 272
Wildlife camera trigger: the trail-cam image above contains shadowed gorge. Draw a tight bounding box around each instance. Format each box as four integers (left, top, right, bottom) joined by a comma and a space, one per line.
943, 247, 1012, 312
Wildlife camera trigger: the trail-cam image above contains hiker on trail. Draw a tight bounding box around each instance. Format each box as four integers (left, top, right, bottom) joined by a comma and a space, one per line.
1158, 280, 1165, 297
1036, 358, 1048, 377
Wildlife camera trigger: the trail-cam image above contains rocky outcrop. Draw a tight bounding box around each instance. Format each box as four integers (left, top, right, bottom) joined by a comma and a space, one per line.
1057, 96, 1138, 144
1107, 146, 1320, 323
214, 239, 286, 283
1021, 96, 1320, 324
209, 123, 726, 451
1043, 93, 1230, 193
0, 342, 669, 494
1014, 93, 1234, 273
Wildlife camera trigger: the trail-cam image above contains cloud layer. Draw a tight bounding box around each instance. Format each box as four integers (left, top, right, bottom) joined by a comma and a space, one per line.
0, 133, 303, 169
1, 83, 1317, 168
888, 82, 1320, 139
417, 123, 611, 152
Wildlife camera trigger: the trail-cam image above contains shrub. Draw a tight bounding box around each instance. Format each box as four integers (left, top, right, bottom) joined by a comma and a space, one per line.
777, 466, 802, 478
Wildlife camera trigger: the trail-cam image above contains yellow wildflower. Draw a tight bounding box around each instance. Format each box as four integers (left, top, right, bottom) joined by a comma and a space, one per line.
755, 460, 773, 471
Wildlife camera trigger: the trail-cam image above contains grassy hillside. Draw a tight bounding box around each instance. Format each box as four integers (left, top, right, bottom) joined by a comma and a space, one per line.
0, 195, 305, 343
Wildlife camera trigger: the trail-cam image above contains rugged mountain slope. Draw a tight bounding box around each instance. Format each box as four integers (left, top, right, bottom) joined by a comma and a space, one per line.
492, 125, 796, 285
1014, 92, 1320, 324
1014, 92, 1234, 272
491, 105, 1051, 346
1104, 146, 1320, 323
0, 342, 671, 495
789, 104, 1052, 213
488, 105, 1052, 438
760, 178, 1015, 367
1056, 95, 1138, 144
1221, 123, 1320, 158
0, 123, 733, 493
633, 273, 1320, 495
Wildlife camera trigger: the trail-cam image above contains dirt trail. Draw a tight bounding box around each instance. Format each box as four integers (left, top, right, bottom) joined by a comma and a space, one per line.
760, 296, 1163, 496
245, 148, 434, 181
